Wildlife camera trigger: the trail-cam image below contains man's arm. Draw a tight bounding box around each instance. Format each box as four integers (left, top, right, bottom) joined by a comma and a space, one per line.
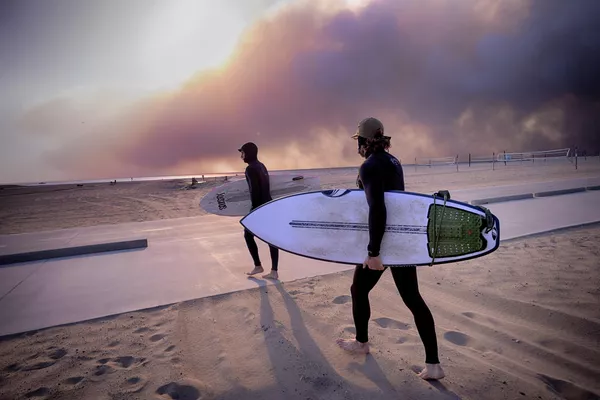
359, 162, 386, 257
246, 165, 262, 209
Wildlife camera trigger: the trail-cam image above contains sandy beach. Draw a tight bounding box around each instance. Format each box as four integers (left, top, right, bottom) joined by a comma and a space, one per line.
0, 159, 599, 400
1, 159, 599, 235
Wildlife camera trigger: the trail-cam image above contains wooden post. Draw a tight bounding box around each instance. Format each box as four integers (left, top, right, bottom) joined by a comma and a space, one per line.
469, 153, 471, 167
493, 152, 495, 170
575, 146, 578, 170
456, 155, 459, 172
414, 158, 417, 173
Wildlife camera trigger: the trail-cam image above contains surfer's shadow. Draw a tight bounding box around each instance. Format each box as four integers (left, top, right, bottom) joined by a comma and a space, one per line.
347, 356, 397, 394
258, 280, 398, 394
249, 280, 457, 398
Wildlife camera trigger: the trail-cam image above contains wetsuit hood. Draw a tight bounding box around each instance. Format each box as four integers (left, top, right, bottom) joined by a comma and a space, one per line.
238, 142, 258, 163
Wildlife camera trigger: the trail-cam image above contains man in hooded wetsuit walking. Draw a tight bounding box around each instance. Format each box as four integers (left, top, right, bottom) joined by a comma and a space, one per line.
238, 142, 280, 280
335, 117, 445, 381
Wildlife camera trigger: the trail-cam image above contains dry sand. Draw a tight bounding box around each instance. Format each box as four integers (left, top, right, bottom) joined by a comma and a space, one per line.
0, 159, 599, 400
1, 159, 599, 235
0, 226, 599, 400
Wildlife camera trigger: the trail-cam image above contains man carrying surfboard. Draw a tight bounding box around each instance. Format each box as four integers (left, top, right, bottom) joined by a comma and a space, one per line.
238, 142, 280, 280
336, 117, 445, 381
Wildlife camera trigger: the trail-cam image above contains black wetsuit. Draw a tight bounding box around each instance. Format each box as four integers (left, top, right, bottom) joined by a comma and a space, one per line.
241, 144, 279, 271
355, 149, 439, 364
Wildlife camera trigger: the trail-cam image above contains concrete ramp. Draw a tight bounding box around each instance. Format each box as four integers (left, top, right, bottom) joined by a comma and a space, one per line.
0, 239, 148, 266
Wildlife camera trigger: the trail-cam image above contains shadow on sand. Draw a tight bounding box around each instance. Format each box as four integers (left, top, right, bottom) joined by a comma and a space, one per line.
219, 277, 462, 400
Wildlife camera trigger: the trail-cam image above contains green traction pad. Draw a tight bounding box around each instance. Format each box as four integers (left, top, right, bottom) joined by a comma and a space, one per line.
426, 204, 487, 258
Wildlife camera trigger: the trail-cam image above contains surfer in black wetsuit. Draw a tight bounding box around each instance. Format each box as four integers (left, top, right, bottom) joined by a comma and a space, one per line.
238, 142, 280, 280
335, 117, 445, 381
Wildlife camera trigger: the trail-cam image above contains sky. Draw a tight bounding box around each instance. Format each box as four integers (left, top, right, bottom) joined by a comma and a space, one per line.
1, 0, 599, 184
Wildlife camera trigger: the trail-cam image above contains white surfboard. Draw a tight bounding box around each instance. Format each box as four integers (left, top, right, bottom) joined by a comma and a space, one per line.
240, 189, 500, 267
200, 174, 321, 216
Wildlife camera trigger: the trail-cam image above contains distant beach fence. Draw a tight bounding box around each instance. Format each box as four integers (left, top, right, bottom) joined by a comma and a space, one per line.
495, 148, 571, 164
414, 155, 459, 172
413, 147, 596, 172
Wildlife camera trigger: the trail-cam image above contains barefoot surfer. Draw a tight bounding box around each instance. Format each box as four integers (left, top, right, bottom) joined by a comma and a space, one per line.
238, 142, 280, 280
335, 117, 445, 380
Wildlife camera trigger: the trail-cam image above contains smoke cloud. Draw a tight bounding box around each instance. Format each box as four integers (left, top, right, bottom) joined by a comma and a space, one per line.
20, 0, 600, 179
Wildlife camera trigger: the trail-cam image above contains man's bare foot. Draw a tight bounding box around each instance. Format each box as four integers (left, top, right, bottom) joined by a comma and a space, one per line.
262, 270, 279, 280
336, 338, 370, 354
418, 363, 445, 380
246, 266, 264, 276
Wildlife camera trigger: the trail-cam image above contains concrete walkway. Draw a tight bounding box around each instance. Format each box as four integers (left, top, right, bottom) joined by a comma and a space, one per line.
1, 179, 600, 337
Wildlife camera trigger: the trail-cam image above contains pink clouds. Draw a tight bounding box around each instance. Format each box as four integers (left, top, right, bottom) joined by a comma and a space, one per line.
19, 0, 600, 180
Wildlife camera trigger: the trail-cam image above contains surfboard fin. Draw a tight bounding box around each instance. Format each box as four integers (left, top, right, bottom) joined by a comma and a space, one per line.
433, 190, 451, 200
474, 205, 495, 233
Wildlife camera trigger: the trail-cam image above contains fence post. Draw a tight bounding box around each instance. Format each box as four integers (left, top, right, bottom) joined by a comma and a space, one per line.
493, 152, 495, 171
456, 155, 459, 171
468, 153, 471, 167
575, 146, 578, 170
414, 158, 417, 173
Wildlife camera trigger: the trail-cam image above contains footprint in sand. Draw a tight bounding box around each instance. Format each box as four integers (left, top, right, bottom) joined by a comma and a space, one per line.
150, 333, 166, 342
289, 289, 312, 297
343, 326, 357, 335
93, 364, 116, 377
462, 311, 500, 326
21, 361, 56, 371
333, 295, 351, 304
165, 345, 176, 353
134, 327, 151, 334
120, 375, 147, 394
373, 317, 410, 330
538, 374, 599, 400
25, 387, 50, 398
114, 356, 138, 369
108, 340, 120, 348
397, 336, 409, 344
244, 311, 256, 322
5, 363, 21, 372
48, 348, 67, 360
98, 356, 147, 370
63, 376, 84, 385
444, 331, 471, 346
156, 382, 200, 400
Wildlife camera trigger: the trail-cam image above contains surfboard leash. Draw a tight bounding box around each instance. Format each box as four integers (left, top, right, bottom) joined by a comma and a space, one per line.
430, 190, 450, 266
